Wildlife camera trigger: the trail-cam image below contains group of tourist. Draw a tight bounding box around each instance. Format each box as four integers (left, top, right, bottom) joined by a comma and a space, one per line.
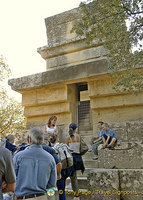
0, 116, 117, 200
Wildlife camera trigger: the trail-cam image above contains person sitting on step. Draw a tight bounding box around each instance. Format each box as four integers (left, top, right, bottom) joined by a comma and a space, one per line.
102, 123, 118, 149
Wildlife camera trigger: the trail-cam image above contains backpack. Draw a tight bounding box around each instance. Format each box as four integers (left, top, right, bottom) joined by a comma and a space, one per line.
54, 143, 73, 169
16, 143, 29, 153
0, 138, 7, 148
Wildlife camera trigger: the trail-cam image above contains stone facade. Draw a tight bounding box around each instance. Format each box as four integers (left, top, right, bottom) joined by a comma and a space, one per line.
8, 6, 143, 199
8, 6, 143, 137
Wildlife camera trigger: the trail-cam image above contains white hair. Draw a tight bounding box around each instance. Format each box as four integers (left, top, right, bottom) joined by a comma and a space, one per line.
29, 127, 44, 145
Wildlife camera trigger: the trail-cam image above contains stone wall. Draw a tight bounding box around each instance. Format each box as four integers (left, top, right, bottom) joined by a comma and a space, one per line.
88, 169, 143, 200
88, 78, 143, 136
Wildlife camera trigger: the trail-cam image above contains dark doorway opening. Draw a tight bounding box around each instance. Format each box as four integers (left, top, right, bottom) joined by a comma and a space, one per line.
77, 83, 92, 131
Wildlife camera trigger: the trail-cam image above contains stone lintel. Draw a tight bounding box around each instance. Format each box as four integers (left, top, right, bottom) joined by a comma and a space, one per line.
8, 59, 108, 92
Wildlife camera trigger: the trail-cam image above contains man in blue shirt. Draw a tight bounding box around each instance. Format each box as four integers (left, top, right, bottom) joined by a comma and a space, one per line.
13, 127, 57, 200
89, 121, 105, 160
102, 123, 118, 148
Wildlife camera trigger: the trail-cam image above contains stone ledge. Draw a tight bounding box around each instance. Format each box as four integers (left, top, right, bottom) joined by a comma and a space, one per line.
98, 143, 143, 169
8, 59, 108, 92
37, 39, 103, 60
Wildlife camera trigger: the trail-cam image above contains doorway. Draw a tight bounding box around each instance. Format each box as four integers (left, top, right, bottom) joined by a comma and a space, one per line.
77, 83, 92, 131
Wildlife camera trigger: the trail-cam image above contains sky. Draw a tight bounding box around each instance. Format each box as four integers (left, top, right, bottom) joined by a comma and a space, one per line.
0, 0, 82, 101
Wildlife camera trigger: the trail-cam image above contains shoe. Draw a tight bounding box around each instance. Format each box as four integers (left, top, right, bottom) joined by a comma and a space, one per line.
88, 149, 92, 152
92, 157, 98, 160
73, 197, 80, 200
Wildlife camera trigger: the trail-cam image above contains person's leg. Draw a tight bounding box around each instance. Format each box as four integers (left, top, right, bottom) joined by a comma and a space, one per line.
102, 134, 107, 143
108, 138, 117, 147
92, 140, 103, 155
70, 171, 79, 197
90, 138, 99, 153
57, 178, 66, 200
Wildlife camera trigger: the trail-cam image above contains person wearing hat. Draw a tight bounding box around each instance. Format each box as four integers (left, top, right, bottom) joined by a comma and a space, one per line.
66, 123, 85, 200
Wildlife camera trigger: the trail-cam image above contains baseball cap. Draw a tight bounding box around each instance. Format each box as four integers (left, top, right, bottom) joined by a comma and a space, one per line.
44, 135, 49, 141
69, 123, 78, 130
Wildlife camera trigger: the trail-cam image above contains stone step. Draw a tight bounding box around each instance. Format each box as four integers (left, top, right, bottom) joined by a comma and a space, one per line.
79, 130, 93, 135
83, 159, 99, 168
79, 126, 92, 131
77, 167, 93, 177
82, 151, 93, 160
66, 176, 89, 190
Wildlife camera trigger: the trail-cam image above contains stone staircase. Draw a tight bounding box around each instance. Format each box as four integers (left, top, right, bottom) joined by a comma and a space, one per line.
54, 128, 143, 200
63, 129, 96, 200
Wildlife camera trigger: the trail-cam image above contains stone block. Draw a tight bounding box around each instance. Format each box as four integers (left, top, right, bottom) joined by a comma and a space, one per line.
45, 7, 82, 46
119, 169, 143, 200
46, 46, 106, 68
92, 106, 143, 126
90, 92, 143, 109
88, 79, 116, 97
87, 169, 120, 200
98, 143, 143, 169
87, 169, 143, 200
8, 59, 108, 91
22, 86, 67, 106
24, 102, 70, 117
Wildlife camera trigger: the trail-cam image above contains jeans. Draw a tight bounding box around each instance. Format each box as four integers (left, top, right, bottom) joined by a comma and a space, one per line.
57, 167, 73, 200
57, 178, 66, 200
90, 138, 103, 155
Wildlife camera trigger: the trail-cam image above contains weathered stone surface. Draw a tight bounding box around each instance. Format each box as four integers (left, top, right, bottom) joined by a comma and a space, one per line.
45, 7, 82, 47
98, 142, 143, 169
87, 169, 143, 200
22, 86, 67, 106
87, 169, 120, 200
37, 39, 101, 60
119, 169, 143, 200
92, 106, 143, 136
46, 46, 107, 68
90, 92, 143, 109
8, 59, 108, 91
24, 102, 70, 117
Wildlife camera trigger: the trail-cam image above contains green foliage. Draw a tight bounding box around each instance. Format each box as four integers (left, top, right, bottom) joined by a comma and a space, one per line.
72, 0, 143, 93
0, 56, 26, 138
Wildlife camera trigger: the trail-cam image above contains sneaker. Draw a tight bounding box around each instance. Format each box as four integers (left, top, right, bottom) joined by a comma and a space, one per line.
92, 157, 98, 160
73, 197, 80, 200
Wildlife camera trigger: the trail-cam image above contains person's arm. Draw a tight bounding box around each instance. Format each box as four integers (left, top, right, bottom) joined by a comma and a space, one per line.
47, 159, 57, 189
93, 137, 102, 143
3, 150, 16, 193
56, 163, 62, 180
102, 136, 110, 148
66, 137, 69, 145
49, 148, 62, 180
2, 181, 15, 193
54, 126, 58, 135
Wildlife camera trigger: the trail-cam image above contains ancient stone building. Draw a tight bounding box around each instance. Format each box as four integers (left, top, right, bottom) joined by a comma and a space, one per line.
9, 7, 143, 200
